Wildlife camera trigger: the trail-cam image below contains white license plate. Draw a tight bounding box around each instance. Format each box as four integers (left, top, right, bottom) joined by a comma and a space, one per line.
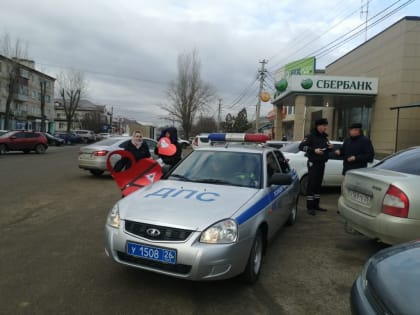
349, 190, 372, 206
80, 153, 93, 160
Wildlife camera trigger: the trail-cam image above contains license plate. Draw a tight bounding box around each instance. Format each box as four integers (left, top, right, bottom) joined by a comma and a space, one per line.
349, 190, 372, 206
126, 242, 177, 264
80, 153, 93, 160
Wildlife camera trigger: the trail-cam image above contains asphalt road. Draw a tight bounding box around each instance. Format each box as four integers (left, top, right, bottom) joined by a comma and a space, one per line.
0, 145, 388, 315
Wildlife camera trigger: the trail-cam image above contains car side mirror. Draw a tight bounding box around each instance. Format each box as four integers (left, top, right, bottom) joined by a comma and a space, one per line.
10, 136, 17, 140
268, 173, 292, 186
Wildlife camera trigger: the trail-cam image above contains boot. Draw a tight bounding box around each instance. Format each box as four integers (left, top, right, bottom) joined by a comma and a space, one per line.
306, 196, 316, 215
314, 196, 327, 212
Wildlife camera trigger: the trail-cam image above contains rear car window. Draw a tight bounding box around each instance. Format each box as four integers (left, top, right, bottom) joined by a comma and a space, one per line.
374, 147, 420, 175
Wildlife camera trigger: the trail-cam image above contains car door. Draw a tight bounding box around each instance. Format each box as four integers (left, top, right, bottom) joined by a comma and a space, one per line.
265, 151, 291, 232
8, 132, 26, 150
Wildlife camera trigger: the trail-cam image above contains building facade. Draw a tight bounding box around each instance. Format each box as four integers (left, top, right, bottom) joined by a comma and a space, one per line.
272, 16, 420, 155
54, 99, 111, 133
0, 55, 55, 131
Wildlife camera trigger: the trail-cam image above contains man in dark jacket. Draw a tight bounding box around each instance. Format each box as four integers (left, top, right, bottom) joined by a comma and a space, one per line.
299, 118, 333, 215
114, 130, 151, 171
336, 123, 375, 175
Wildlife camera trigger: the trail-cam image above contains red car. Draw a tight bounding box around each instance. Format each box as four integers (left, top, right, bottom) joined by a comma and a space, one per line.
0, 130, 48, 154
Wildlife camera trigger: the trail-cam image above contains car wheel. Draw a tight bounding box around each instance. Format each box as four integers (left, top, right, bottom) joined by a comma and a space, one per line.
300, 174, 308, 196
286, 197, 298, 226
89, 170, 104, 176
0, 144, 7, 155
35, 144, 46, 154
242, 229, 264, 284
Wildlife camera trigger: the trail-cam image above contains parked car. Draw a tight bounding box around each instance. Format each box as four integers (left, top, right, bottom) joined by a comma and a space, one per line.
0, 130, 8, 136
78, 136, 158, 176
265, 140, 294, 149
54, 132, 83, 145
277, 141, 379, 195
191, 133, 211, 150
105, 133, 299, 283
73, 129, 96, 143
178, 138, 190, 149
44, 132, 65, 146
351, 240, 420, 314
98, 132, 111, 140
0, 130, 48, 154
338, 146, 420, 245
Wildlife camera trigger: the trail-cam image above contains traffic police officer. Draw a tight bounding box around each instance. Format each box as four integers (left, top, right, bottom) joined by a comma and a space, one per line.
299, 118, 333, 215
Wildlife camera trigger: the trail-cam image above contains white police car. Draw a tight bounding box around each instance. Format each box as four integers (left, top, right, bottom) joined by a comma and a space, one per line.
105, 133, 300, 283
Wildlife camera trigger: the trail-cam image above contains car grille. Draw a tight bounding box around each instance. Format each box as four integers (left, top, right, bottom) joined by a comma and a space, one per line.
125, 220, 194, 241
117, 252, 192, 275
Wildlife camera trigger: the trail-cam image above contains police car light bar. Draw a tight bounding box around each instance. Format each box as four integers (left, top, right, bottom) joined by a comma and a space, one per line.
208, 133, 270, 143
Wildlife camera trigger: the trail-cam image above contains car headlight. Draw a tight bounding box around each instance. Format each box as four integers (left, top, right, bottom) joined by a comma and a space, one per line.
107, 203, 120, 228
200, 219, 238, 244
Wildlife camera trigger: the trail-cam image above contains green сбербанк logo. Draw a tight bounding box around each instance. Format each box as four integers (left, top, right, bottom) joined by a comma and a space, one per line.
301, 78, 313, 89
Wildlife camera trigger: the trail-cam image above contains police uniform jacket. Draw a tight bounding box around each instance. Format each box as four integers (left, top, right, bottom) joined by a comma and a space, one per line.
298, 128, 330, 163
340, 135, 374, 174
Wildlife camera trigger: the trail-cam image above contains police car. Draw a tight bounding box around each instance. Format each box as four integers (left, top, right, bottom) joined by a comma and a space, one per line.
105, 133, 300, 283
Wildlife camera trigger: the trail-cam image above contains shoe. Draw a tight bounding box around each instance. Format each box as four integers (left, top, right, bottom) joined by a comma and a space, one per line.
315, 207, 327, 212
307, 209, 316, 216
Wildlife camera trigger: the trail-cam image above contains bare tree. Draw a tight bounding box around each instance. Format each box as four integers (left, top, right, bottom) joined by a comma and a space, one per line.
162, 50, 215, 139
56, 70, 87, 132
0, 33, 29, 130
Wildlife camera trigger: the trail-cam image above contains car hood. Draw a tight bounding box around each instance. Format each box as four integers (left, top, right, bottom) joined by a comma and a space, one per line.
117, 179, 259, 231
366, 241, 420, 315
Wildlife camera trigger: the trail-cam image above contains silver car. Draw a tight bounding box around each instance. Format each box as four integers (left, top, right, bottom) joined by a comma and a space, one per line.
105, 143, 300, 283
78, 136, 157, 176
338, 146, 420, 245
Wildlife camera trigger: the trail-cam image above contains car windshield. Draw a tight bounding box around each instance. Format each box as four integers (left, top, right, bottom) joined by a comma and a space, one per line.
280, 142, 301, 153
168, 150, 262, 188
374, 147, 420, 175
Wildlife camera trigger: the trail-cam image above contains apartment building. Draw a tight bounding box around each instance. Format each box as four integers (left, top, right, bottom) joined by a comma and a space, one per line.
0, 55, 55, 131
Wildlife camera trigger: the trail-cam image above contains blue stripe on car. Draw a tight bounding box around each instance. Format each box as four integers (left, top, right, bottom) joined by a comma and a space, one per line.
236, 185, 287, 225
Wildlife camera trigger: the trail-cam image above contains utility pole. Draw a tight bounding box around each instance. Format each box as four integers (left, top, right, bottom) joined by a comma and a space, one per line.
361, 0, 369, 41
109, 106, 113, 133
255, 59, 267, 133
218, 98, 222, 132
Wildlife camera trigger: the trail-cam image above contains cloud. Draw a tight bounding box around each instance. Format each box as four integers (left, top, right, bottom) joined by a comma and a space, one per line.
1, 0, 418, 125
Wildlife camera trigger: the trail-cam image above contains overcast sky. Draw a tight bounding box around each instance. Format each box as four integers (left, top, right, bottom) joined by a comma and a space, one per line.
1, 0, 418, 126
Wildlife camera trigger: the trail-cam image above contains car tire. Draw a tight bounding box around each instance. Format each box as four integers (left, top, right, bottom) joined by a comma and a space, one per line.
242, 229, 264, 284
0, 144, 7, 155
89, 170, 104, 176
35, 144, 46, 154
300, 174, 308, 196
286, 197, 298, 226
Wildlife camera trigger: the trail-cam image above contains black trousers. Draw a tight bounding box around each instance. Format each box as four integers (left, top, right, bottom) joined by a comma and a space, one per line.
306, 161, 325, 210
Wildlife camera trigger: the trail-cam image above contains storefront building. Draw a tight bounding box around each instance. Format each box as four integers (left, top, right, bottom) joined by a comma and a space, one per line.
272, 16, 420, 155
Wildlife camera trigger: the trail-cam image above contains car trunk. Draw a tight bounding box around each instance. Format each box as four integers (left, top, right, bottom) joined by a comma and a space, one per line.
341, 168, 408, 217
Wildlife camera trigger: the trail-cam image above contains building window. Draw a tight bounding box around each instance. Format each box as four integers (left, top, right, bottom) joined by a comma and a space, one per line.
46, 95, 51, 103
59, 122, 65, 129
32, 91, 37, 99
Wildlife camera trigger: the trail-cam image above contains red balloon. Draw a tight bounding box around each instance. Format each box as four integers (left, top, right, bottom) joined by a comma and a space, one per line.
107, 150, 162, 196
158, 137, 177, 156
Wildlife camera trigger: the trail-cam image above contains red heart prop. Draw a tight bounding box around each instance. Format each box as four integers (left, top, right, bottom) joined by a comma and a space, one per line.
107, 150, 162, 196
158, 137, 177, 156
